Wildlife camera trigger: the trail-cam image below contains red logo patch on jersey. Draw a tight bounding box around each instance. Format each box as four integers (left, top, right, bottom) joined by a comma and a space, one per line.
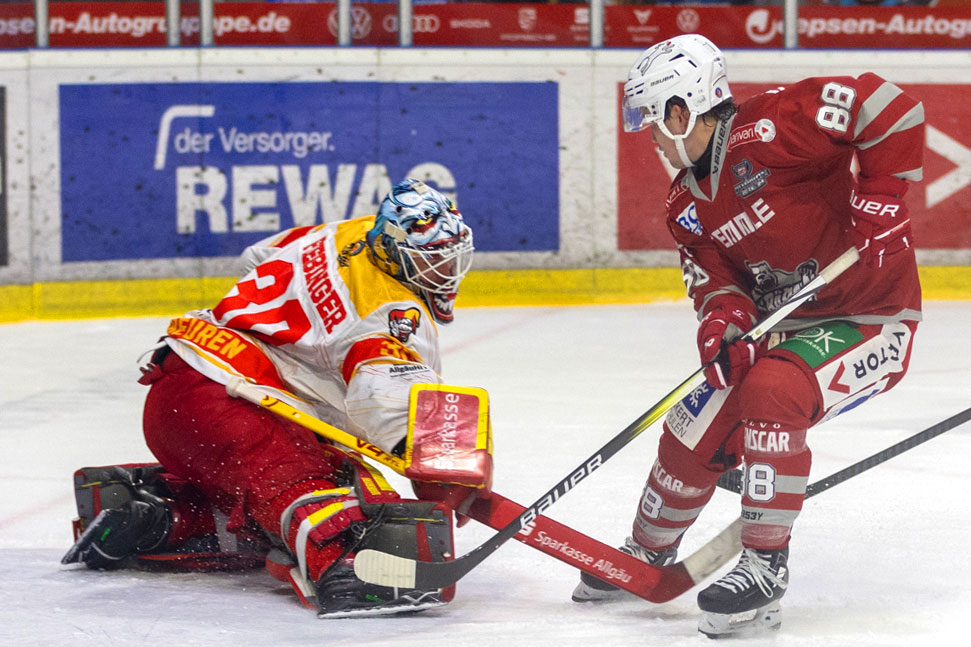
389, 308, 421, 342
728, 118, 776, 151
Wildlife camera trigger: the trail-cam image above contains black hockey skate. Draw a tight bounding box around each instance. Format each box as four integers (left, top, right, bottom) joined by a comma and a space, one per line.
697, 546, 789, 639
313, 558, 446, 618
61, 490, 171, 570
571, 537, 677, 602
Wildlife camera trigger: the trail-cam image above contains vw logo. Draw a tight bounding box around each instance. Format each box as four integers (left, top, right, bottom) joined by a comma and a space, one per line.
383, 14, 441, 34
327, 7, 372, 40
676, 9, 700, 33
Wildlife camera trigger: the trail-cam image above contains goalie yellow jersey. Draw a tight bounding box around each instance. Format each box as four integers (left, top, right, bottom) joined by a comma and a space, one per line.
162, 216, 442, 433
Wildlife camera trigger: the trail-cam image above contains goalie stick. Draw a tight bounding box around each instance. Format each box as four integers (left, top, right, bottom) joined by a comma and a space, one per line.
352, 247, 861, 591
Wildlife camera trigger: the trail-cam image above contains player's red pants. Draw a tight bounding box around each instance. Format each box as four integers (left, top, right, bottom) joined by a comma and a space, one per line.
633, 320, 918, 551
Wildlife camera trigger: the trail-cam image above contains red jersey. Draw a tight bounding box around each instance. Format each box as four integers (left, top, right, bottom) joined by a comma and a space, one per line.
666, 73, 924, 329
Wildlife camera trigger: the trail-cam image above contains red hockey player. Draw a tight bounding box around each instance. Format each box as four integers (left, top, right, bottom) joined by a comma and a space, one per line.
571, 35, 924, 637
62, 178, 493, 618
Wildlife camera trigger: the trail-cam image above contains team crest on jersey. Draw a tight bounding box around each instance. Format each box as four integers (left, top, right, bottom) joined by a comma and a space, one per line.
747, 258, 819, 313
389, 308, 421, 342
732, 159, 771, 198
338, 240, 367, 267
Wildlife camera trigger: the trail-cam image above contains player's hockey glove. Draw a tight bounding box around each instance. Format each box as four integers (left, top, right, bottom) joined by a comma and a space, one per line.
697, 294, 758, 389
61, 491, 171, 570
849, 176, 913, 268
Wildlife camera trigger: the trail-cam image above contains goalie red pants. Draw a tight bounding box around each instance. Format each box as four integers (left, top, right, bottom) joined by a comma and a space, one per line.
633, 319, 918, 551
141, 351, 388, 565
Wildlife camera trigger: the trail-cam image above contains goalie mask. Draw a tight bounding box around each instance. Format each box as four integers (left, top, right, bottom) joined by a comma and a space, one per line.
367, 179, 474, 325
622, 34, 732, 167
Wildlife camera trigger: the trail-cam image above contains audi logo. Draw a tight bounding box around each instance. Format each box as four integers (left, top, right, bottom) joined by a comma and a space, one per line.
383, 14, 441, 34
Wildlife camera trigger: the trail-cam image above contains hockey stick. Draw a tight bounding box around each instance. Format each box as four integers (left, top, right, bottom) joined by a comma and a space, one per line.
224, 376, 672, 595
353, 247, 861, 590
225, 377, 408, 475
465, 405, 971, 603
227, 332, 968, 603
716, 404, 971, 496
651, 404, 971, 600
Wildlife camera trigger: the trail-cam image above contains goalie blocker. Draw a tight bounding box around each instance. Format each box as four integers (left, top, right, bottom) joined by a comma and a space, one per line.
401, 384, 493, 520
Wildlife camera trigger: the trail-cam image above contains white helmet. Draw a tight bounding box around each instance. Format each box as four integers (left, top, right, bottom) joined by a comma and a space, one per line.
622, 34, 731, 165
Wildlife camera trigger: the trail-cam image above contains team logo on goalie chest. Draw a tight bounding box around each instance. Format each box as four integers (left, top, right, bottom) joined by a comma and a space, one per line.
388, 308, 421, 342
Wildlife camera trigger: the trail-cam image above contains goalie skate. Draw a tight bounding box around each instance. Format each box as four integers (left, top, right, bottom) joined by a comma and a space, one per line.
571, 537, 677, 602
697, 546, 788, 639
315, 559, 447, 618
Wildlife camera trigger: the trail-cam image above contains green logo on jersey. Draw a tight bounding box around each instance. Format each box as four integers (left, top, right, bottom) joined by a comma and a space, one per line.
776, 322, 863, 368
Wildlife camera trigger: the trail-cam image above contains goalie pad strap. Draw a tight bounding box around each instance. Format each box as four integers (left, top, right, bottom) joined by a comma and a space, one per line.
279, 488, 360, 581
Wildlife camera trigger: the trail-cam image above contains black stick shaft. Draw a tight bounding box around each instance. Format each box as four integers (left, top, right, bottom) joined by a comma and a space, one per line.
806, 406, 971, 498
715, 407, 971, 497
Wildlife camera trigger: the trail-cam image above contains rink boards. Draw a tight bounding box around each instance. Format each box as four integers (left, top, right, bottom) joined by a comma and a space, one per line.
0, 48, 968, 320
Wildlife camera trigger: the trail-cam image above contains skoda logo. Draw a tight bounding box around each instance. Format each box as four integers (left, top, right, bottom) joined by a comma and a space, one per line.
327, 7, 372, 40
383, 14, 441, 33
518, 8, 538, 32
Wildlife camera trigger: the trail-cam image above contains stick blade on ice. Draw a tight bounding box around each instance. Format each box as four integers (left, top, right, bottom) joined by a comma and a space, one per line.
354, 549, 419, 588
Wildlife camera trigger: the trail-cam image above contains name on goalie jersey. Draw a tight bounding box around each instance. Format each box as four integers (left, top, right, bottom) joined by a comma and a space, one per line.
302, 237, 347, 333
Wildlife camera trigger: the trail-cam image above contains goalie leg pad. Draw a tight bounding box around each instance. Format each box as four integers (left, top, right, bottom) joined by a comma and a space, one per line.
270, 499, 456, 616
65, 464, 267, 572
315, 500, 456, 617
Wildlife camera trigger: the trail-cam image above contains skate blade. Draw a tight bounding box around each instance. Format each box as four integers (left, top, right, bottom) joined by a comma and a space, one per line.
317, 597, 447, 619
698, 602, 782, 639
571, 580, 633, 604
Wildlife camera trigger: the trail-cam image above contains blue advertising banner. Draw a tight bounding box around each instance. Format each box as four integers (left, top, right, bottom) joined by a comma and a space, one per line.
58, 82, 559, 262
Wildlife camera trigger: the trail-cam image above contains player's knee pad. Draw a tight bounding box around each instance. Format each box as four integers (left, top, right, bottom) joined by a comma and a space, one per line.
741, 420, 809, 458
737, 354, 818, 430
657, 431, 723, 492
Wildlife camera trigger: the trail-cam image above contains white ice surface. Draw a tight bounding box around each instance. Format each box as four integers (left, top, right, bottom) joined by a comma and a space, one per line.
1, 301, 969, 646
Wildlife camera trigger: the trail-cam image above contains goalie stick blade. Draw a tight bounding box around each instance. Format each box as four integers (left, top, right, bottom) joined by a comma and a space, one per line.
353, 549, 419, 589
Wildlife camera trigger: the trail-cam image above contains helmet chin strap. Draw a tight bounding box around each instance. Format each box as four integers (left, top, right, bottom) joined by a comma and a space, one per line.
674, 138, 695, 169
658, 111, 699, 168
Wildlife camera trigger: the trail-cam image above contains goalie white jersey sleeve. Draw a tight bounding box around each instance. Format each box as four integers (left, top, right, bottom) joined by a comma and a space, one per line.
162, 217, 444, 452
